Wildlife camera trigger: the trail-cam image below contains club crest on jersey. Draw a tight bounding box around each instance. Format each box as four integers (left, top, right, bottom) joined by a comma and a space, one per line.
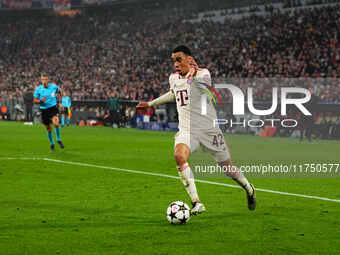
51, 92, 56, 97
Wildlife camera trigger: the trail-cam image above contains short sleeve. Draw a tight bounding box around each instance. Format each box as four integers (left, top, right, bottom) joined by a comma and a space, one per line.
195, 69, 211, 86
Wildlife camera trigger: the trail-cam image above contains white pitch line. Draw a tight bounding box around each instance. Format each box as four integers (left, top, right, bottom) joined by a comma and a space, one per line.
1, 157, 43, 160
1, 157, 340, 204
42, 158, 340, 204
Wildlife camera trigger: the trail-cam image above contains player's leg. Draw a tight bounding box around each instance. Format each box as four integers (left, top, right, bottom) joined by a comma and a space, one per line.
52, 114, 64, 149
202, 131, 256, 210
218, 158, 256, 210
175, 143, 200, 201
174, 136, 205, 215
42, 108, 55, 150
45, 124, 55, 151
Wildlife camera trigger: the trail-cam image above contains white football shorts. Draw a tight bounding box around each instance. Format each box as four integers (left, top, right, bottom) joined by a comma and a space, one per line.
174, 130, 230, 162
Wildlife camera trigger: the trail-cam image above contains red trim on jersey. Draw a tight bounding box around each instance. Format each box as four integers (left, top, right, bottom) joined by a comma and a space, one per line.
206, 85, 223, 105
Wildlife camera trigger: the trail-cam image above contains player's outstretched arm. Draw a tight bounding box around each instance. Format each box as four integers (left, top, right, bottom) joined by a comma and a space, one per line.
136, 102, 150, 109
136, 91, 175, 109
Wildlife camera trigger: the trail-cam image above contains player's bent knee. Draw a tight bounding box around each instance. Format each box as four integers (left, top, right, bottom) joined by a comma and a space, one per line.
174, 144, 190, 166
219, 159, 232, 167
174, 152, 187, 166
174, 152, 188, 167
52, 116, 59, 126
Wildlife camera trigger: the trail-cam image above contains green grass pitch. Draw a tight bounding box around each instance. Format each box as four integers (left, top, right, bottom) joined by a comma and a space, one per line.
0, 121, 340, 255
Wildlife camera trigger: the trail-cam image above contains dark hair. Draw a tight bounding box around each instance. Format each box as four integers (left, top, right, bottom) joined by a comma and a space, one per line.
172, 45, 192, 56
41, 72, 48, 77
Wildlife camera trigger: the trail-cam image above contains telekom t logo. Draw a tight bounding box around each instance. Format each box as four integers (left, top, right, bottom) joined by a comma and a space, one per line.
201, 84, 312, 116
176, 89, 189, 106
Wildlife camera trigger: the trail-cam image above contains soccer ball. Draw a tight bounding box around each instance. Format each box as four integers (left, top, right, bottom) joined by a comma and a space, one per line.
166, 201, 191, 224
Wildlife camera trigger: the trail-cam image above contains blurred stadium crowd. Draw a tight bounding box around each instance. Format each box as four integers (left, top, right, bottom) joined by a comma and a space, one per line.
0, 0, 340, 138
1, 1, 340, 100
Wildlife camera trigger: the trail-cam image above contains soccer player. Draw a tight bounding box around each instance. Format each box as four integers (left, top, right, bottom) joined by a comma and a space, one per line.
137, 46, 256, 215
33, 73, 64, 150
61, 91, 72, 127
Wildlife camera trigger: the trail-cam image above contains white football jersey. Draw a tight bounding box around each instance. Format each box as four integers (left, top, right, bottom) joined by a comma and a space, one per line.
169, 68, 220, 132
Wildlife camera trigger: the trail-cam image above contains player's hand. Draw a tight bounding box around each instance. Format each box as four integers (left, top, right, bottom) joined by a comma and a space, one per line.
188, 56, 198, 70
41, 97, 47, 103
136, 102, 150, 109
188, 67, 197, 78
188, 56, 198, 77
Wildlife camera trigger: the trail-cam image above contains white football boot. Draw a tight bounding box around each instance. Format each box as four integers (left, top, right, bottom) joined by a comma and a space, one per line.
190, 202, 206, 215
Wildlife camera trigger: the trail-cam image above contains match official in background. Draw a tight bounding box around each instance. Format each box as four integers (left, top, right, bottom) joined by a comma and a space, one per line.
23, 88, 34, 123
106, 91, 120, 128
33, 73, 65, 150
61, 91, 72, 127
300, 87, 320, 142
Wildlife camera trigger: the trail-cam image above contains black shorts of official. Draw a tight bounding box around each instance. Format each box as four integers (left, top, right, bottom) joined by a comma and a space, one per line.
61, 107, 70, 115
41, 106, 59, 126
